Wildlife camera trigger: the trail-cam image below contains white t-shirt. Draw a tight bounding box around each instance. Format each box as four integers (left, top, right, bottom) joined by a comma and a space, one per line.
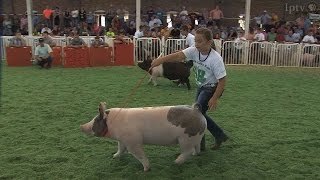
302, 35, 316, 43
182, 47, 226, 87
35, 44, 53, 58
71, 10, 79, 18
254, 32, 265, 41
41, 27, 52, 34
134, 30, 144, 38
186, 33, 195, 47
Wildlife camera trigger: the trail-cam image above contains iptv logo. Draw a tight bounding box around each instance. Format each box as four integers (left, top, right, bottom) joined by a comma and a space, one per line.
285, 2, 319, 14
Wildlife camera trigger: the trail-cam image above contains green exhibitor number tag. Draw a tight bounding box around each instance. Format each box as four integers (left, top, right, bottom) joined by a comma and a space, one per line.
195, 68, 206, 83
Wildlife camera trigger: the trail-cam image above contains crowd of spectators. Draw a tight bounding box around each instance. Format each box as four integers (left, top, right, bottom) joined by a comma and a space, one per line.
1, 5, 320, 44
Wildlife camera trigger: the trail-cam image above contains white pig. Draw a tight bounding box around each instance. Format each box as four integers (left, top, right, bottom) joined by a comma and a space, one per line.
80, 102, 207, 171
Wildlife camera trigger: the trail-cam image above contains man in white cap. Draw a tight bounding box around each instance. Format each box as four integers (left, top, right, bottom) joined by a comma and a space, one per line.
35, 38, 53, 69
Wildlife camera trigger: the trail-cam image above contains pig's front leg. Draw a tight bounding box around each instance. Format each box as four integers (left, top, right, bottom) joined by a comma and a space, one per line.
126, 144, 150, 172
113, 141, 127, 158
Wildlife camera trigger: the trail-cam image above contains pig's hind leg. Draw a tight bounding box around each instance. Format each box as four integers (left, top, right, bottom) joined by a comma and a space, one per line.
113, 141, 127, 158
175, 137, 194, 164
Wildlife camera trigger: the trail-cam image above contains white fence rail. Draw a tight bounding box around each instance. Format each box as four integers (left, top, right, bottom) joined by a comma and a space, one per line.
1, 36, 319, 68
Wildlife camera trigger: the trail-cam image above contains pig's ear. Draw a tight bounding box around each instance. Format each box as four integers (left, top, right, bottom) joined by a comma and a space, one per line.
99, 102, 107, 118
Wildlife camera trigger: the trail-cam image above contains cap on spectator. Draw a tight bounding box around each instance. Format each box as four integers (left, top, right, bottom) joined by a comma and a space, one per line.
263, 10, 267, 12
39, 38, 44, 42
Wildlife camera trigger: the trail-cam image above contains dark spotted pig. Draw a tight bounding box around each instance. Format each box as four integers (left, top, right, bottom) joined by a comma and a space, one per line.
137, 58, 193, 90
80, 102, 207, 171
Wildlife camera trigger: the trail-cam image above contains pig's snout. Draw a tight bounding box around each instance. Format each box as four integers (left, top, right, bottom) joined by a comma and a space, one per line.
80, 124, 94, 135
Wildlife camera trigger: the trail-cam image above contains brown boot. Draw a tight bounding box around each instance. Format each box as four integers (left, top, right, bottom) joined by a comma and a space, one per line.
211, 135, 228, 150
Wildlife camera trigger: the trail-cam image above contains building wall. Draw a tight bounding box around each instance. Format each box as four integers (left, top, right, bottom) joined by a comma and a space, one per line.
1, 0, 319, 21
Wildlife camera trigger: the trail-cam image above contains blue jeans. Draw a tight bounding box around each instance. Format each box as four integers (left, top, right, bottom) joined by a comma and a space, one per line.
196, 86, 225, 140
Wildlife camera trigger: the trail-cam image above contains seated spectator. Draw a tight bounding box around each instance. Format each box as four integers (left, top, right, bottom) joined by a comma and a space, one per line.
235, 31, 246, 42
91, 36, 108, 47
127, 24, 136, 38
254, 28, 265, 42
245, 27, 255, 41
267, 28, 277, 42
42, 31, 56, 46
284, 30, 300, 43
134, 25, 145, 38
302, 30, 317, 44
160, 25, 171, 40
79, 25, 91, 36
106, 27, 116, 38
9, 31, 26, 47
169, 26, 181, 39
212, 25, 221, 39
41, 24, 52, 34
180, 24, 195, 47
35, 38, 53, 69
69, 32, 87, 47
51, 25, 60, 36
315, 29, 320, 43
114, 29, 129, 44
228, 29, 238, 40
148, 15, 162, 30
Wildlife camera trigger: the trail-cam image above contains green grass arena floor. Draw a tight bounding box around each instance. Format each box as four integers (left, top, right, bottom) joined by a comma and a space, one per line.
0, 64, 320, 179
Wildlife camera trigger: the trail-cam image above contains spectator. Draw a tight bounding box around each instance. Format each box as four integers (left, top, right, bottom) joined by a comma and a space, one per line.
209, 5, 224, 28
254, 28, 265, 42
134, 25, 145, 38
253, 14, 262, 28
270, 12, 279, 25
53, 7, 60, 27
9, 31, 26, 47
20, 14, 28, 32
79, 24, 91, 36
32, 10, 40, 29
170, 25, 181, 39
35, 38, 53, 69
64, 8, 72, 27
228, 29, 238, 40
155, 7, 165, 24
180, 6, 188, 16
146, 6, 155, 21
246, 27, 255, 41
79, 8, 86, 22
148, 15, 162, 30
92, 22, 101, 35
212, 25, 221, 39
91, 35, 108, 47
69, 32, 87, 47
86, 11, 94, 28
12, 14, 20, 33
180, 24, 195, 47
71, 8, 79, 27
285, 29, 300, 43
106, 27, 115, 38
302, 30, 317, 44
261, 10, 271, 30
43, 5, 53, 27
42, 31, 56, 46
51, 25, 60, 36
267, 28, 277, 42
2, 15, 13, 36
41, 24, 52, 34
127, 24, 136, 38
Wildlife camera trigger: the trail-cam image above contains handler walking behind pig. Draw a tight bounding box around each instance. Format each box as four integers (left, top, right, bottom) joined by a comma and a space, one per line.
150, 27, 228, 150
